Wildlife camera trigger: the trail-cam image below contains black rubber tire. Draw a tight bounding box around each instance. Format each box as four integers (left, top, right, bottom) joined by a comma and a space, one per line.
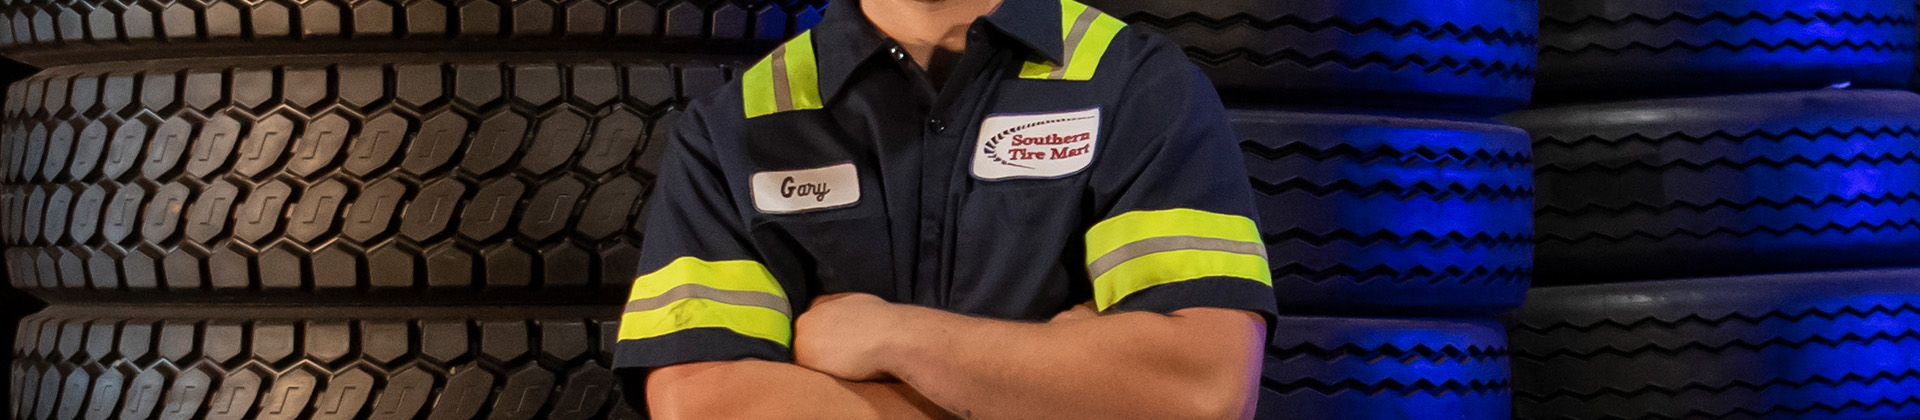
1502, 89, 1920, 285
0, 54, 741, 304
1510, 269, 1920, 420
1235, 110, 1532, 316
1, 287, 39, 415
1084, 0, 1537, 115
0, 0, 825, 67
1258, 316, 1510, 420
10, 304, 637, 420
1536, 0, 1917, 102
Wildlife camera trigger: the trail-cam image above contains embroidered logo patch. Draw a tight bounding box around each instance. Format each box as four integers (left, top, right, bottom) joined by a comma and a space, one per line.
971, 107, 1100, 180
751, 162, 860, 214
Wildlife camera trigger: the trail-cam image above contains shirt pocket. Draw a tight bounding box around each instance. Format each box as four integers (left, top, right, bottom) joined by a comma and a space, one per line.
948, 181, 1089, 320
748, 196, 895, 300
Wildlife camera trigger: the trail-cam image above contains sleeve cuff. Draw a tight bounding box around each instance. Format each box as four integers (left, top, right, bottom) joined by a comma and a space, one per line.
1105, 277, 1279, 339
612, 327, 793, 371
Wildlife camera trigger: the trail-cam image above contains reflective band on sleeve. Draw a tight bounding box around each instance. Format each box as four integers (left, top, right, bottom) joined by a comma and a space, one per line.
619, 257, 793, 345
1020, 0, 1127, 81
1084, 209, 1270, 310
625, 283, 793, 318
743, 31, 823, 119
621, 299, 792, 345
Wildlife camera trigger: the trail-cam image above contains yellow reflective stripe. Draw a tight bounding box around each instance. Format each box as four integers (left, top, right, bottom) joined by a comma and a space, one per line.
1091, 249, 1271, 311
742, 31, 822, 119
620, 257, 792, 345
784, 31, 823, 112
1063, 4, 1126, 81
1020, 0, 1126, 81
619, 298, 793, 344
1084, 209, 1268, 310
742, 53, 778, 118
1085, 209, 1262, 260
627, 257, 786, 301
1020, 53, 1056, 79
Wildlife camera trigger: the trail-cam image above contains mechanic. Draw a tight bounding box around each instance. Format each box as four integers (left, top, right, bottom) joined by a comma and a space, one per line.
612, 0, 1278, 418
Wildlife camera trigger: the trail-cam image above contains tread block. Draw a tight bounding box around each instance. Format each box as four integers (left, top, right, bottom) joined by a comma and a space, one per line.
3, 57, 740, 307
15, 307, 639, 420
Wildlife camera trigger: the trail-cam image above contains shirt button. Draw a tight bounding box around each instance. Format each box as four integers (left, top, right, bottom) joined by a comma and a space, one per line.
889, 46, 908, 61
928, 119, 947, 134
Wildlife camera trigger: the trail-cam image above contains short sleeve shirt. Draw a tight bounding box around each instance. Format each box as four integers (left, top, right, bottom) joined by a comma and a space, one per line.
613, 0, 1278, 370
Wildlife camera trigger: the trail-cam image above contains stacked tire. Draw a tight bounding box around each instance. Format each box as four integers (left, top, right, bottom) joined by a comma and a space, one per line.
1502, 0, 1920, 418
1088, 1, 1536, 419
0, 0, 826, 417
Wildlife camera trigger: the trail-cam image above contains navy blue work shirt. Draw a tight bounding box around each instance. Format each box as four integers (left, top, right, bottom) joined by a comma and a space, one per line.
613, 0, 1278, 370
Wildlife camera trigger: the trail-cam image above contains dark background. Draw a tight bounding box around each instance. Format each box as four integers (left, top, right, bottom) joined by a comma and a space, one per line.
0, 53, 45, 417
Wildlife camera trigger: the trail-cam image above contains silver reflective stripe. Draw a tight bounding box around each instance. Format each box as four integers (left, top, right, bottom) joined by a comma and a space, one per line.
1050, 6, 1103, 80
624, 283, 794, 318
769, 44, 795, 113
1087, 236, 1268, 280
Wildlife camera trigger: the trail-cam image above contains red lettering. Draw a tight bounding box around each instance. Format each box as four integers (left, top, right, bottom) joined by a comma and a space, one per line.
1050, 145, 1089, 159
1007, 149, 1048, 160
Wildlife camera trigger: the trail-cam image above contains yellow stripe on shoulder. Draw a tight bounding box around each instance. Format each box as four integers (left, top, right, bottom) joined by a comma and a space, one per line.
743, 31, 824, 118
1020, 0, 1129, 81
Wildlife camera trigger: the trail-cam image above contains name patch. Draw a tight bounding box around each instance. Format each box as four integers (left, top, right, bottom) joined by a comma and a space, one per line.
752, 163, 860, 214
972, 108, 1100, 180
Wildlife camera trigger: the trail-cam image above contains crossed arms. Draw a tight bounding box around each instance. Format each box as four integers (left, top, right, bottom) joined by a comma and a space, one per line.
644, 294, 1266, 420
635, 37, 1268, 419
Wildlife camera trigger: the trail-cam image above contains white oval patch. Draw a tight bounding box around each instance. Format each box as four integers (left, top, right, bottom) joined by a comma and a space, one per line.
971, 107, 1100, 180
751, 162, 860, 214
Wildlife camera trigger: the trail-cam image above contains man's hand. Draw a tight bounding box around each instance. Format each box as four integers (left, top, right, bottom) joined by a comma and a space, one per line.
795, 293, 909, 381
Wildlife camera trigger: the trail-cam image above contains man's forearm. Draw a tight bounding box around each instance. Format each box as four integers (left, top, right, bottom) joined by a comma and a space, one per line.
645, 360, 953, 420
873, 307, 1265, 420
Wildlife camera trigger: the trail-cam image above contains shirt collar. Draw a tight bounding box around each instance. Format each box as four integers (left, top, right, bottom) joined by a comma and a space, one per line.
809, 0, 1065, 101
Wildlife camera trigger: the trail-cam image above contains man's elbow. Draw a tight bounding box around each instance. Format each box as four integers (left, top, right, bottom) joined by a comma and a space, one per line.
650, 384, 809, 420
1162, 309, 1265, 420
1147, 348, 1259, 420
1168, 374, 1259, 420
644, 364, 806, 420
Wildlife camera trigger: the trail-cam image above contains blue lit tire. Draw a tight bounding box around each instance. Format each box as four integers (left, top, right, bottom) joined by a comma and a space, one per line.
1536, 0, 1916, 101
1510, 269, 1920, 420
1259, 316, 1510, 420
1504, 89, 1920, 285
1086, 0, 1537, 115
1236, 110, 1533, 316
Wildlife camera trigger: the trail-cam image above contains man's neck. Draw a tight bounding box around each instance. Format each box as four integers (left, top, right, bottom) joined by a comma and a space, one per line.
861, 0, 1004, 75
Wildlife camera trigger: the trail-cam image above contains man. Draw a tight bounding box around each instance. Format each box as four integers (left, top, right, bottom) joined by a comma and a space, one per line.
612, 0, 1277, 418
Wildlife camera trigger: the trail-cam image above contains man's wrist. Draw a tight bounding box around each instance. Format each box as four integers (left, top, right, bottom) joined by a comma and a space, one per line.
873, 303, 937, 377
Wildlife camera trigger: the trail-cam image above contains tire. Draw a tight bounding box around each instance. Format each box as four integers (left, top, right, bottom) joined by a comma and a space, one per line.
1084, 0, 1537, 115
1, 288, 39, 415
10, 304, 637, 420
1536, 0, 1917, 102
1509, 269, 1920, 420
1502, 89, 1920, 285
0, 0, 826, 67
0, 54, 742, 304
1258, 316, 1511, 420
1236, 110, 1532, 316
